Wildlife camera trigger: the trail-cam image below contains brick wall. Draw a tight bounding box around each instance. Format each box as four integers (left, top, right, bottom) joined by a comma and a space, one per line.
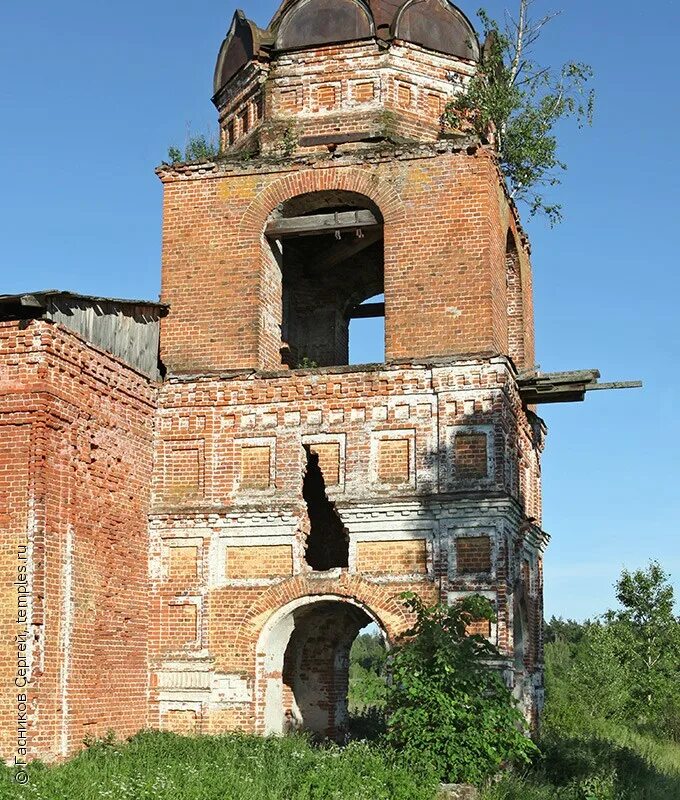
148, 356, 546, 736
219, 40, 476, 155
356, 539, 428, 575
158, 145, 532, 374
0, 321, 155, 760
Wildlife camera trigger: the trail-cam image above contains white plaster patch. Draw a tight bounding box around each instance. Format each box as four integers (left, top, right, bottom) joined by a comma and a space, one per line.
307, 410, 322, 426
212, 674, 252, 703
372, 406, 388, 422
285, 411, 301, 426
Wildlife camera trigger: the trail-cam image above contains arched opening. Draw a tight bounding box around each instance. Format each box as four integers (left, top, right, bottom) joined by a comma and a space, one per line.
506, 232, 525, 369
259, 596, 388, 741
265, 191, 385, 368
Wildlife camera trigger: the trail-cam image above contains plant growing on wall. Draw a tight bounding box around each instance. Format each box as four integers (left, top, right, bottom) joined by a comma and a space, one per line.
167, 132, 220, 164
444, 0, 595, 224
386, 592, 538, 785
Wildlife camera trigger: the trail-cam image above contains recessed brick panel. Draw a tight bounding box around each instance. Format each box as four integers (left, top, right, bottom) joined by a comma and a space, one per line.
353, 81, 375, 103
279, 87, 303, 113
164, 442, 204, 500
455, 433, 488, 479
164, 603, 199, 647
466, 619, 492, 637
377, 439, 410, 484
168, 546, 199, 581
313, 84, 338, 110
357, 539, 427, 575
309, 443, 341, 486
162, 709, 198, 735
456, 536, 492, 574
240, 445, 271, 489
226, 545, 293, 580
397, 82, 413, 108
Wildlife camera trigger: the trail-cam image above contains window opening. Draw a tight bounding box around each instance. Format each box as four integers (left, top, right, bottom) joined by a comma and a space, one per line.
266, 191, 385, 368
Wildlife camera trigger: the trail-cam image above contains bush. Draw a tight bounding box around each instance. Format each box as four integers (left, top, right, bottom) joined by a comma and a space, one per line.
167, 133, 220, 164
385, 592, 537, 785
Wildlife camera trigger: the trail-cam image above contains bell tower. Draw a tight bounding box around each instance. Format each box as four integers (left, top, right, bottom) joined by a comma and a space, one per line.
150, 0, 637, 739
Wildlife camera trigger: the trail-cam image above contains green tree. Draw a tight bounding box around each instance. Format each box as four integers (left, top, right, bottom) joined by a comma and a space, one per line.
348, 632, 388, 713
544, 616, 589, 648
443, 1, 594, 223
386, 592, 537, 785
605, 562, 680, 738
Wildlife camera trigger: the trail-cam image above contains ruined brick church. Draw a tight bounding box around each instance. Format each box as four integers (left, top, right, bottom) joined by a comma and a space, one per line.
0, 0, 638, 761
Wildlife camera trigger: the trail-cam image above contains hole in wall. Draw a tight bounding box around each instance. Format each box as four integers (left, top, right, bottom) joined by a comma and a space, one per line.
302, 445, 349, 571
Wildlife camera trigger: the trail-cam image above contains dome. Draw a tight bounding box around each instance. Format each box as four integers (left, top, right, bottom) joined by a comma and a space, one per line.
274, 0, 374, 51
213, 11, 271, 95
393, 0, 479, 60
270, 0, 478, 59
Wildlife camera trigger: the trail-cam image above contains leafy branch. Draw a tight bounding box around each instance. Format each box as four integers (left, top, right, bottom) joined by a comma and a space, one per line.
444, 1, 595, 224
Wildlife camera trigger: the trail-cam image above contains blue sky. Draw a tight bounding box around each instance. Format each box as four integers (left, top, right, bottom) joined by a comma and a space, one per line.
1, 1, 677, 620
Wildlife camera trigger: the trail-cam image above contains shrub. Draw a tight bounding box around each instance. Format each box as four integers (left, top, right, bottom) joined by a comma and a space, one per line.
385, 592, 537, 785
167, 132, 220, 164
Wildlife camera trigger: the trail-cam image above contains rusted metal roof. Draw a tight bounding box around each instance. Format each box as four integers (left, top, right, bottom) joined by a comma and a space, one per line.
215, 1, 480, 95
275, 0, 375, 51
213, 11, 274, 96
394, 0, 479, 60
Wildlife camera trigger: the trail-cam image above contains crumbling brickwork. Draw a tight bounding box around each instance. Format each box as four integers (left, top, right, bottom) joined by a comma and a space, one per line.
147, 358, 545, 738
0, 321, 155, 759
1, 0, 551, 761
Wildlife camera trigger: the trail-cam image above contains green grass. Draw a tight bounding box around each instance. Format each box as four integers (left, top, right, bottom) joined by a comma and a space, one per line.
0, 731, 439, 800
481, 722, 680, 800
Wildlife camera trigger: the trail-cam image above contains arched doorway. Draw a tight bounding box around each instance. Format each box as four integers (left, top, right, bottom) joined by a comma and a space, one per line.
265, 190, 385, 368
257, 595, 388, 741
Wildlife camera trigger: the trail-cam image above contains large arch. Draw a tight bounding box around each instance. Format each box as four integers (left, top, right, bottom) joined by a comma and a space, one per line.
238, 167, 406, 244
256, 594, 388, 739
233, 574, 415, 736
239, 169, 405, 370
238, 168, 405, 370
269, 189, 385, 367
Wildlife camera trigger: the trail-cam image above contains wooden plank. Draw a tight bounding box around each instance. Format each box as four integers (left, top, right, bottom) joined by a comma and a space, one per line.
266, 209, 380, 238
586, 381, 643, 392
350, 302, 385, 320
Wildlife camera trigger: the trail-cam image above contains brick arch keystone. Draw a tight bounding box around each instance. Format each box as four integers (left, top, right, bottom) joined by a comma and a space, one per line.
237, 167, 406, 245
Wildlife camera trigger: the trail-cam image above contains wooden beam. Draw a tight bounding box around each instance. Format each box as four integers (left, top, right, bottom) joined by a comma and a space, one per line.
586, 381, 643, 392
266, 210, 381, 239
518, 370, 642, 405
350, 302, 385, 320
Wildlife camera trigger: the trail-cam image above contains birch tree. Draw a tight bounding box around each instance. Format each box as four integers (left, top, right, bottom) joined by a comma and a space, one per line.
444, 1, 595, 223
